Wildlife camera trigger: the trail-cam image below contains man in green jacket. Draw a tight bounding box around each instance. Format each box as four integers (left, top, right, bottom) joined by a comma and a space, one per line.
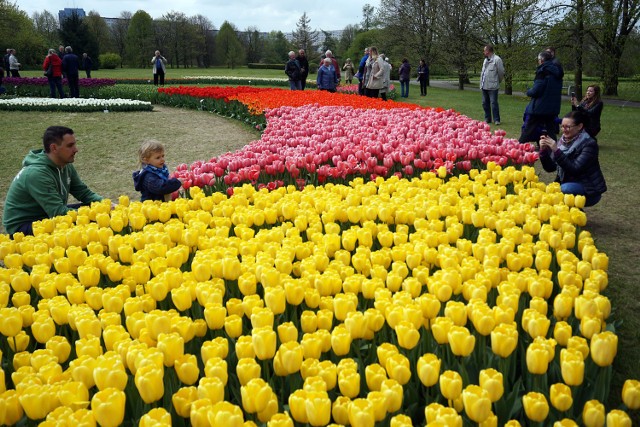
3, 126, 104, 236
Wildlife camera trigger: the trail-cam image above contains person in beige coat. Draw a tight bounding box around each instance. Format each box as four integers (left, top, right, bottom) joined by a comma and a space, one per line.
365, 47, 385, 98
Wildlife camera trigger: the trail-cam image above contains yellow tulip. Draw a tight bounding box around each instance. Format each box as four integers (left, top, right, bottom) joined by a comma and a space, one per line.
241, 378, 272, 414
174, 353, 200, 385
251, 307, 274, 329
277, 322, 298, 344
204, 303, 226, 330
252, 326, 277, 360
7, 330, 29, 352
580, 399, 605, 427
172, 386, 198, 418
264, 286, 286, 315
462, 385, 492, 423
331, 395, 352, 426
139, 407, 172, 427
553, 321, 573, 347
207, 401, 245, 427
522, 391, 549, 423
266, 412, 294, 427
224, 314, 243, 338
204, 357, 228, 385
135, 364, 164, 404
390, 414, 413, 427
550, 382, 573, 412
301, 310, 318, 333
78, 265, 101, 287
18, 384, 58, 420
58, 380, 90, 410
448, 325, 475, 357
93, 354, 128, 391
439, 370, 463, 401
0, 307, 22, 337
590, 331, 618, 367
91, 388, 125, 427
197, 376, 225, 404
348, 398, 375, 427
622, 379, 640, 410
364, 363, 387, 391
338, 368, 360, 398
237, 358, 261, 386
275, 341, 304, 375
431, 316, 454, 345
157, 332, 184, 367
288, 389, 309, 423
605, 409, 632, 427
31, 315, 56, 343
479, 368, 503, 402
234, 335, 256, 359
526, 341, 550, 375
417, 353, 441, 387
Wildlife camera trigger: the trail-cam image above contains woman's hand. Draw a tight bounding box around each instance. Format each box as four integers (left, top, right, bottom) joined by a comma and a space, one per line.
539, 135, 557, 152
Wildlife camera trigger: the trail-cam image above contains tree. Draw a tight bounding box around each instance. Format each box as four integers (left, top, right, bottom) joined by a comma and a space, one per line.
125, 10, 155, 68
262, 31, 291, 63
32, 10, 59, 48
243, 27, 264, 64
291, 12, 319, 61
109, 11, 131, 67
343, 29, 384, 65
59, 11, 99, 64
215, 21, 245, 68
362, 4, 377, 30
192, 14, 216, 67
158, 11, 201, 68
320, 31, 339, 57
436, 0, 484, 89
378, 0, 440, 82
588, 0, 640, 95
0, 1, 44, 67
85, 11, 112, 56
337, 24, 359, 57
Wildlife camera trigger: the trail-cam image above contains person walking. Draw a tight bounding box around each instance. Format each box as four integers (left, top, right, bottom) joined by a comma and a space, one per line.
8, 49, 20, 77
43, 49, 65, 98
480, 44, 505, 125
62, 46, 80, 97
82, 53, 93, 78
417, 59, 429, 96
151, 50, 167, 86
285, 51, 302, 90
398, 58, 411, 98
519, 50, 563, 143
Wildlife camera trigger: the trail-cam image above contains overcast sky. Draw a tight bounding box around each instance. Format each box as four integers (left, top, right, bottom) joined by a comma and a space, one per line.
18, 0, 370, 33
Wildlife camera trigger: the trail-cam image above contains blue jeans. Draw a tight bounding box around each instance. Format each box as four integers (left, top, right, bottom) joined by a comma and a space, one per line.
48, 76, 64, 98
561, 182, 602, 207
482, 89, 500, 123
289, 80, 301, 90
400, 80, 409, 97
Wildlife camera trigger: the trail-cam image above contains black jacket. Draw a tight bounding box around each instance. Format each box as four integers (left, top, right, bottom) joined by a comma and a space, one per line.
296, 55, 309, 78
572, 101, 603, 137
285, 58, 301, 81
539, 132, 607, 196
133, 169, 182, 202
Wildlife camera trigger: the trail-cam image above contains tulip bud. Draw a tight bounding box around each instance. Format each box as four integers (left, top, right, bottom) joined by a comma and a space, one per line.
348, 398, 375, 427
606, 410, 632, 427
526, 341, 550, 375
172, 386, 198, 418
204, 357, 228, 385
237, 358, 261, 386
252, 326, 276, 360
439, 370, 463, 401
479, 368, 503, 402
289, 389, 309, 423
331, 395, 352, 426
331, 325, 352, 356
274, 341, 304, 375
590, 331, 618, 367
448, 325, 475, 357
304, 391, 331, 427
135, 364, 164, 404
207, 401, 245, 427
224, 314, 243, 338
338, 369, 360, 398
0, 307, 23, 337
395, 321, 421, 350
175, 353, 200, 385
549, 382, 573, 412
241, 378, 272, 414
522, 392, 549, 423
622, 379, 640, 410
91, 388, 126, 427
462, 384, 492, 423
417, 353, 441, 387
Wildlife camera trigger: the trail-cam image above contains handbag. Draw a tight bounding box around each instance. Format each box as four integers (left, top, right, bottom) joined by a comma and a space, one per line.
44, 64, 53, 77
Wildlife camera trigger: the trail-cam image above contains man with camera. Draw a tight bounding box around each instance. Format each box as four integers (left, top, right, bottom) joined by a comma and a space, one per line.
151, 50, 167, 86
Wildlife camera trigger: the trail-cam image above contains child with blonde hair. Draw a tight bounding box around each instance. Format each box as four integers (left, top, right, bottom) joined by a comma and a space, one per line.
132, 140, 182, 201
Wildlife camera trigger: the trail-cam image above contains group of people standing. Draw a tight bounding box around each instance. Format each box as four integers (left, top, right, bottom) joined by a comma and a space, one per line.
2, 49, 21, 77
41, 45, 93, 99
483, 43, 606, 206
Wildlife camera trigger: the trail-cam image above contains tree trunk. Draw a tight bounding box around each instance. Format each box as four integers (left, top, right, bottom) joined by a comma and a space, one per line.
458, 72, 465, 90
505, 74, 512, 95
574, 0, 584, 98
602, 53, 620, 96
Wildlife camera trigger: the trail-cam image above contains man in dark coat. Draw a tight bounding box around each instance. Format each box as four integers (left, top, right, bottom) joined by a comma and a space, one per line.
82, 53, 93, 78
519, 50, 563, 143
296, 49, 309, 90
62, 46, 80, 98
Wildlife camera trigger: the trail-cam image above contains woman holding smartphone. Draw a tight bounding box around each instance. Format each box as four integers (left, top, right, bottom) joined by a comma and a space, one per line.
571, 85, 603, 138
539, 110, 606, 207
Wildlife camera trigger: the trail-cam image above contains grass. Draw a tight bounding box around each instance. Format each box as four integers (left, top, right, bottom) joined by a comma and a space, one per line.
1, 72, 639, 413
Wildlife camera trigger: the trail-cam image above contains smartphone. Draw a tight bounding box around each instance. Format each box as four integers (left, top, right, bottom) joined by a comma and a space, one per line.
571, 92, 576, 98
540, 129, 548, 137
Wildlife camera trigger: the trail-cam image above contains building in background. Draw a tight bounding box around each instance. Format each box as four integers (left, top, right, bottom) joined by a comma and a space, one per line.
58, 8, 86, 23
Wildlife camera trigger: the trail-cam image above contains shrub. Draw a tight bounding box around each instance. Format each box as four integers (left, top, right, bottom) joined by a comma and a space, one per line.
247, 63, 285, 70
308, 63, 318, 74
99, 53, 121, 69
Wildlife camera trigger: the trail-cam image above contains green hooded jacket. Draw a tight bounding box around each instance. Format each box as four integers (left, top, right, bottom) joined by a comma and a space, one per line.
3, 149, 102, 234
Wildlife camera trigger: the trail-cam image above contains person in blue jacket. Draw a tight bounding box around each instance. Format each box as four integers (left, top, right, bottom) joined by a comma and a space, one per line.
519, 50, 563, 143
62, 46, 80, 97
317, 58, 338, 92
133, 140, 182, 202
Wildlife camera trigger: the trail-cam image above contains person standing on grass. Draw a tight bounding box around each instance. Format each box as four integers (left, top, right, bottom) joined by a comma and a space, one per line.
398, 58, 411, 98
151, 50, 167, 86
316, 58, 338, 93
571, 84, 603, 138
9, 49, 20, 77
417, 59, 429, 96
3, 49, 10, 78
43, 49, 65, 98
379, 55, 392, 101
285, 51, 302, 90
133, 140, 183, 202
342, 58, 355, 85
357, 47, 370, 95
62, 46, 80, 97
480, 44, 505, 125
3, 126, 105, 236
519, 50, 562, 144
365, 46, 385, 98
322, 50, 341, 83
296, 49, 309, 90
82, 53, 93, 78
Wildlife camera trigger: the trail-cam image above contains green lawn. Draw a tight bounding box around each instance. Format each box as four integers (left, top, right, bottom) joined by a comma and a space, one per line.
2, 70, 639, 415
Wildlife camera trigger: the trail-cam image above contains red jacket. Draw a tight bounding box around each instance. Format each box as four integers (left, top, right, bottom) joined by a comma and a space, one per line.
43, 54, 63, 77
